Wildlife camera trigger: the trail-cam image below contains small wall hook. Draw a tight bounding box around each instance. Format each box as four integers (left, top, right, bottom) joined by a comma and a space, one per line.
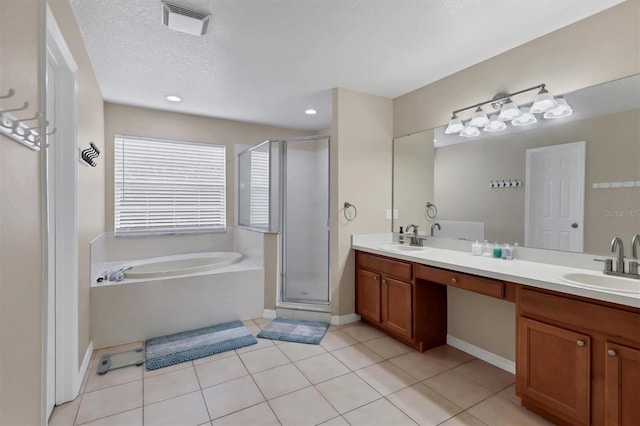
0, 101, 29, 115
0, 89, 15, 99
13, 111, 40, 124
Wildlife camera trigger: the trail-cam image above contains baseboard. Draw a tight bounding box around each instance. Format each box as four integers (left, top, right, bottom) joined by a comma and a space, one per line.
76, 341, 93, 394
330, 313, 361, 326
447, 334, 515, 374
262, 309, 277, 319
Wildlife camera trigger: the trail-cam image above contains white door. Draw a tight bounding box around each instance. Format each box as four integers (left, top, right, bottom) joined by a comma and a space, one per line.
525, 141, 585, 252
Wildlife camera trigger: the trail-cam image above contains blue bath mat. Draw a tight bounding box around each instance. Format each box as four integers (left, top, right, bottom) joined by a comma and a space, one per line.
257, 318, 330, 345
145, 320, 257, 370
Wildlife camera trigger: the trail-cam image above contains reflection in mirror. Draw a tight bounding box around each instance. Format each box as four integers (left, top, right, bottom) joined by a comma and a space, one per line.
393, 75, 640, 256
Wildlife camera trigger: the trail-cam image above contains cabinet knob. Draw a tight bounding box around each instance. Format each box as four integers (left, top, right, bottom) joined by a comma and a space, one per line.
373, 276, 378, 280
451, 277, 459, 283
382, 279, 387, 284
607, 349, 617, 357
577, 340, 585, 347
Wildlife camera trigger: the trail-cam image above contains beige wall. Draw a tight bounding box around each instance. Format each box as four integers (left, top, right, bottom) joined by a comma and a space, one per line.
104, 103, 312, 233
48, 0, 106, 368
0, 1, 44, 424
331, 88, 394, 316
435, 108, 640, 254
393, 0, 640, 361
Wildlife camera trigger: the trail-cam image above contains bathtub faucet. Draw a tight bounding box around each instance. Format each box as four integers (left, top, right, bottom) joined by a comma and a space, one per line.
108, 266, 132, 282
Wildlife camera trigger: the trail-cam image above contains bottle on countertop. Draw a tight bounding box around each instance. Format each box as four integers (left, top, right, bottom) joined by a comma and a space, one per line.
492, 242, 502, 258
501, 243, 513, 260
398, 226, 405, 244
482, 240, 493, 257
471, 240, 483, 256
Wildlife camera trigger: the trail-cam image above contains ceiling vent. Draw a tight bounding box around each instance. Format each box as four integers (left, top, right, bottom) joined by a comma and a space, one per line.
162, 2, 210, 36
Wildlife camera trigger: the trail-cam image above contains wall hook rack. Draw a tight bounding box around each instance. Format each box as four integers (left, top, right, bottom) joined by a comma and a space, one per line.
490, 179, 522, 189
343, 202, 357, 221
79, 142, 100, 167
0, 90, 41, 151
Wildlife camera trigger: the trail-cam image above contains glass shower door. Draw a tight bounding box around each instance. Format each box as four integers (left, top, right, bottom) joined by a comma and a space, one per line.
281, 137, 330, 304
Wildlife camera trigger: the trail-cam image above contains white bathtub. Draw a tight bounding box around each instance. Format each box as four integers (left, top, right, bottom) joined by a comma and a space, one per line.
123, 252, 243, 279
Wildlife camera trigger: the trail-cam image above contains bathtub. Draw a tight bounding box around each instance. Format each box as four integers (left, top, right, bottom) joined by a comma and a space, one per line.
123, 252, 243, 279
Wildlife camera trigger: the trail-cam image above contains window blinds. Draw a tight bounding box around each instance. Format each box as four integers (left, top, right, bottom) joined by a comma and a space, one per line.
114, 135, 226, 235
249, 150, 269, 227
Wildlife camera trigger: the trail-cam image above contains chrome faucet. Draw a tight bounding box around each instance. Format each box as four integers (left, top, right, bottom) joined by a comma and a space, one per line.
431, 222, 441, 237
405, 224, 421, 246
630, 234, 640, 276
611, 237, 625, 274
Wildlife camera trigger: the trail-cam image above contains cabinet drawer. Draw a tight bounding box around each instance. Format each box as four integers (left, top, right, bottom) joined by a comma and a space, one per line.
518, 288, 640, 343
415, 265, 504, 299
357, 252, 412, 281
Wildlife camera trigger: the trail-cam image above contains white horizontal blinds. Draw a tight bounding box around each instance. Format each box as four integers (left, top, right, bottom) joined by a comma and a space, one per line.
114, 135, 226, 235
249, 150, 269, 227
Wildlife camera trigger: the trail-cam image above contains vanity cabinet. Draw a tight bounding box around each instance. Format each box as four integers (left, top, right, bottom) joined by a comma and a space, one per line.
381, 276, 413, 339
356, 269, 381, 323
517, 287, 640, 426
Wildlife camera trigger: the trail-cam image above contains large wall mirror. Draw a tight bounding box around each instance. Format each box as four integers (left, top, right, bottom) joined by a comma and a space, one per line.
392, 74, 640, 256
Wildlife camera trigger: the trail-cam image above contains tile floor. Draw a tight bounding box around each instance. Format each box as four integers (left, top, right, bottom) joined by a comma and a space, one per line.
49, 320, 554, 426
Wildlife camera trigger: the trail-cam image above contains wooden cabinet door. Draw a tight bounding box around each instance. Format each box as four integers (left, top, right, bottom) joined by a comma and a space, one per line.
517, 317, 591, 425
381, 277, 413, 339
357, 269, 381, 323
605, 342, 640, 426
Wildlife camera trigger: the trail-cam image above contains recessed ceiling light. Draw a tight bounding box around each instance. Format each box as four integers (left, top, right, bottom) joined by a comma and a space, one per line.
166, 95, 182, 102
305, 109, 317, 115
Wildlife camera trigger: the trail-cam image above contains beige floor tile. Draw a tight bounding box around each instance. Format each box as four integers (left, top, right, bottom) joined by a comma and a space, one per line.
467, 394, 554, 426
319, 330, 358, 351
343, 398, 417, 426
423, 370, 493, 409
75, 380, 142, 425
294, 353, 350, 384
192, 349, 236, 366
49, 396, 82, 425
214, 402, 280, 426
201, 376, 265, 419
331, 344, 383, 371
144, 360, 194, 378
421, 345, 475, 369
315, 372, 381, 414
268, 386, 338, 426
239, 346, 290, 373
451, 359, 515, 393
438, 412, 487, 426
143, 391, 209, 426
387, 383, 462, 426
143, 366, 200, 405
498, 383, 522, 405
84, 361, 143, 393
388, 351, 450, 381
355, 361, 418, 396
318, 416, 350, 425
277, 341, 327, 362
252, 364, 311, 400
341, 324, 386, 342
254, 318, 273, 329
195, 355, 249, 388
362, 336, 413, 359
77, 408, 142, 426
243, 319, 262, 335
235, 337, 274, 354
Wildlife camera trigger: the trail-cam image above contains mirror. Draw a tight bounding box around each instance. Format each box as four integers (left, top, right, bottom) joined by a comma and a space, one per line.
393, 74, 640, 256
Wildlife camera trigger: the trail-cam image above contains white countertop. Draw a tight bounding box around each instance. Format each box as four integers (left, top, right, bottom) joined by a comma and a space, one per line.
352, 237, 640, 309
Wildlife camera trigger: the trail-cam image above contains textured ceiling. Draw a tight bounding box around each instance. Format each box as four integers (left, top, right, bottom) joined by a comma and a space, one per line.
70, 0, 623, 131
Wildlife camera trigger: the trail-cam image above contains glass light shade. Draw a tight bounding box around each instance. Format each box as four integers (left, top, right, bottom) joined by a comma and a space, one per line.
530, 89, 557, 113
445, 116, 465, 134
543, 98, 573, 119
469, 107, 490, 127
483, 115, 507, 132
497, 100, 522, 121
459, 124, 480, 137
511, 107, 538, 126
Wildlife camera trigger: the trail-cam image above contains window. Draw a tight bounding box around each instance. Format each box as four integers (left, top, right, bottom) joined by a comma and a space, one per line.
249, 150, 269, 227
114, 135, 226, 235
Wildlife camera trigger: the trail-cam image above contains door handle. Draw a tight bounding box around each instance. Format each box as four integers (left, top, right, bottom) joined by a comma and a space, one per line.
571, 223, 579, 228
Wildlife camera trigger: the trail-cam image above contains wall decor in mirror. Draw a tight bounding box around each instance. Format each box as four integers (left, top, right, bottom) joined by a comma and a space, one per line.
392, 74, 640, 256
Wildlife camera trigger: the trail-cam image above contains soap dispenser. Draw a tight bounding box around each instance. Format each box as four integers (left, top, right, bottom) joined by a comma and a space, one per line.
398, 226, 405, 244
471, 240, 483, 256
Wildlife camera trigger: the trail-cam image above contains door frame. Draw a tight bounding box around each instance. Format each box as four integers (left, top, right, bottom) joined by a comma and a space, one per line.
524, 141, 585, 251
43, 4, 80, 416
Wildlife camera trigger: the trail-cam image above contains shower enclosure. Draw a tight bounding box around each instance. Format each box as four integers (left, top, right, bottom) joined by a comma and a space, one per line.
238, 136, 330, 305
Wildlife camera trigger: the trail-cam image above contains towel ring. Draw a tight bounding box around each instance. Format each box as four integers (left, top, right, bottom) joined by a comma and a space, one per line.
425, 202, 438, 219
343, 202, 357, 222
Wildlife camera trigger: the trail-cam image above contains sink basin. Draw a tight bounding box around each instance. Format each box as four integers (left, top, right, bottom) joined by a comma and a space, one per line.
562, 273, 640, 294
378, 243, 426, 252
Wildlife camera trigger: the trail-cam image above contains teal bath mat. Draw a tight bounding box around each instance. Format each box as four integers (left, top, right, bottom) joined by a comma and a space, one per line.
145, 320, 257, 370
257, 318, 329, 345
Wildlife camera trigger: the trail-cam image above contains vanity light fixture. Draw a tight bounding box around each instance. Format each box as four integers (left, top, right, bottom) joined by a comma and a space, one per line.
166, 95, 182, 102
443, 83, 572, 138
